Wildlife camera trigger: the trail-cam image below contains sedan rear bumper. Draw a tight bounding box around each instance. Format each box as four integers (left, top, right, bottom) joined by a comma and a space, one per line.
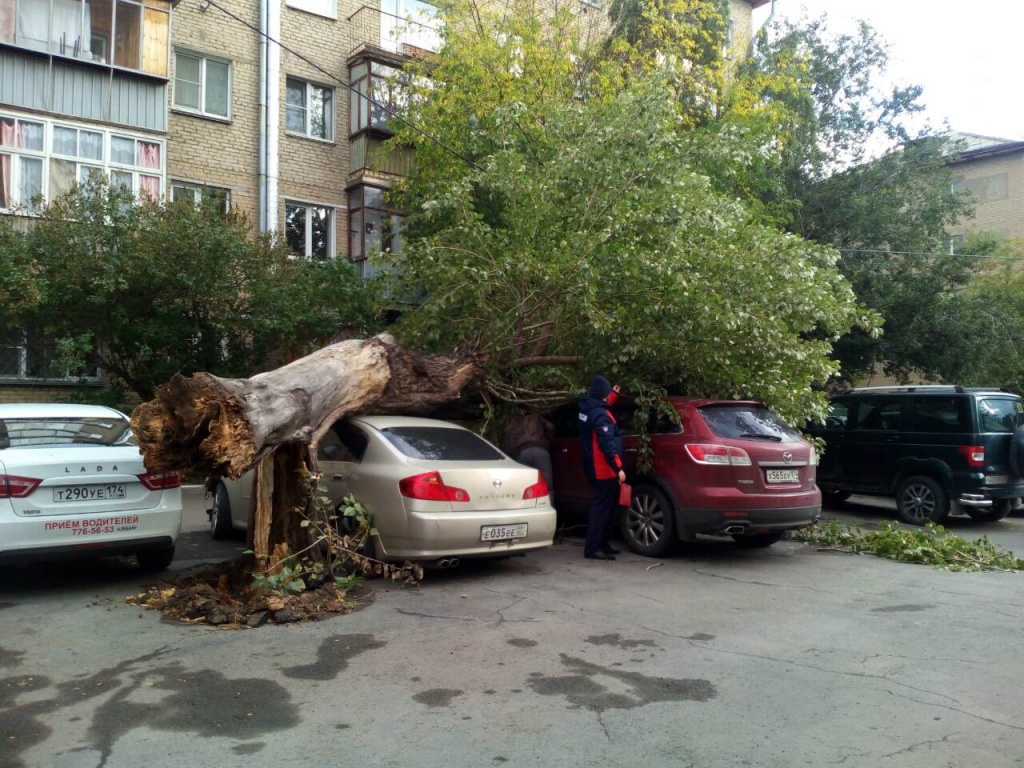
377, 503, 558, 561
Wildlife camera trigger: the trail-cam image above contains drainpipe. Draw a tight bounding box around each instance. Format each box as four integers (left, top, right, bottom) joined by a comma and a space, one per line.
750, 0, 776, 53
266, 0, 281, 232
258, 0, 268, 232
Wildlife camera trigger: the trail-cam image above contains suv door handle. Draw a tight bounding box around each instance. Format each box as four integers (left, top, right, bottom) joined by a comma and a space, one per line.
885, 436, 900, 443
625, 448, 638, 453
332, 474, 347, 481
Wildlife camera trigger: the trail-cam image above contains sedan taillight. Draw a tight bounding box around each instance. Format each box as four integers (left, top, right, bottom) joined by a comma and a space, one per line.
523, 471, 549, 500
138, 471, 182, 490
685, 444, 752, 466
0, 474, 42, 498
399, 471, 470, 502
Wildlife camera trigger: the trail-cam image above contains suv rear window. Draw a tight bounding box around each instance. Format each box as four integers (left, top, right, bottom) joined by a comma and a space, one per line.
976, 398, 1022, 433
381, 427, 505, 461
0, 417, 133, 449
698, 405, 801, 441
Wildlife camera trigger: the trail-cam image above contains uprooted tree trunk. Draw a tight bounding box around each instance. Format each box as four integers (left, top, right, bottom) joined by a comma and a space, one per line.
131, 334, 486, 567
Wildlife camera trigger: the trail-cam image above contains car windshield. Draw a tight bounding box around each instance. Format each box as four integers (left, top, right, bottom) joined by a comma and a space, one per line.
0, 417, 134, 449
698, 405, 801, 441
380, 427, 506, 461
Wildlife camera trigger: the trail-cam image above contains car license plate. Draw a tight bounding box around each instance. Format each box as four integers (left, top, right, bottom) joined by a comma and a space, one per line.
765, 469, 799, 484
481, 523, 528, 542
53, 484, 127, 502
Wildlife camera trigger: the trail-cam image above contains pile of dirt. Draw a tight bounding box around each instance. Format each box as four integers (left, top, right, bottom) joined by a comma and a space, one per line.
127, 557, 374, 629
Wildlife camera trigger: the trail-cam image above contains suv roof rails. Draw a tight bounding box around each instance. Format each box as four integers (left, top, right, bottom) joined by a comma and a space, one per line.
843, 385, 1012, 394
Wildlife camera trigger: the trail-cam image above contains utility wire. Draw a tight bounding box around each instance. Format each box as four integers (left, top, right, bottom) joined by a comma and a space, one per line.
198, 0, 482, 170
838, 247, 1023, 261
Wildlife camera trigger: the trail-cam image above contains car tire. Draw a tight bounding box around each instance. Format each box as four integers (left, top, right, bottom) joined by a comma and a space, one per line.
137, 547, 175, 572
896, 476, 949, 525
965, 498, 1012, 523
620, 484, 677, 558
210, 482, 233, 540
730, 531, 785, 548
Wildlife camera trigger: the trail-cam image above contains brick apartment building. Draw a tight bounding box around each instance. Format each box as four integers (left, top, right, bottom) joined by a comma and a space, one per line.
0, 0, 767, 399
946, 133, 1024, 247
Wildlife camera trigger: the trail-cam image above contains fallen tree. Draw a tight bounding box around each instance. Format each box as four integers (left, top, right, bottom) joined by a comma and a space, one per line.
131, 333, 486, 566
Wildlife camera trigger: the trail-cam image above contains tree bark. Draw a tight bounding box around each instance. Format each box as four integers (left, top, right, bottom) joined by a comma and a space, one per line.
131, 334, 485, 565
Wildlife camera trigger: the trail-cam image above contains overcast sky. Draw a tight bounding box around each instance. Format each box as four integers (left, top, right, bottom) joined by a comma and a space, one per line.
752, 0, 1024, 141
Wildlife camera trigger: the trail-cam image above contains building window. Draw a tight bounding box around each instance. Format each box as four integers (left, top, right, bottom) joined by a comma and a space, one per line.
0, 330, 101, 383
953, 173, 1009, 203
348, 185, 404, 278
285, 201, 334, 260
286, 79, 333, 140
170, 180, 231, 213
0, 112, 165, 211
8, 0, 171, 76
285, 0, 336, 19
174, 51, 231, 119
349, 60, 409, 136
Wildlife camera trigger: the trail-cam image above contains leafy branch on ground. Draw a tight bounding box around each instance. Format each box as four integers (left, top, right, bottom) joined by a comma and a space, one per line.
787, 519, 1024, 572
129, 471, 423, 629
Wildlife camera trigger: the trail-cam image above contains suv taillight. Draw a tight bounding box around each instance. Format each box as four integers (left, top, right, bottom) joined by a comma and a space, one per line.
957, 445, 985, 468
399, 471, 470, 502
138, 471, 182, 490
523, 471, 549, 500
685, 444, 752, 466
0, 474, 42, 498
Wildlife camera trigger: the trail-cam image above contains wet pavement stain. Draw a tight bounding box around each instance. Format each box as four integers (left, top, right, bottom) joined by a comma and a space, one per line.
0, 646, 25, 669
280, 634, 386, 681
686, 633, 715, 641
231, 741, 266, 755
413, 688, 464, 707
527, 653, 715, 713
585, 633, 658, 650
871, 604, 934, 613
0, 602, 17, 610
0, 649, 300, 768
336, 724, 351, 730
507, 638, 538, 648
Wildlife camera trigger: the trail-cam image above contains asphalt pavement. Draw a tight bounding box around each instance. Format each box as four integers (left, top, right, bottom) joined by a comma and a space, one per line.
2, 490, 1023, 768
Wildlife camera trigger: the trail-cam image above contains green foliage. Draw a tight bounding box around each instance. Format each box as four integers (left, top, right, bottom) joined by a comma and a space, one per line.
789, 519, 1024, 572
386, 0, 872, 424
0, 179, 381, 402
730, 17, 974, 383
249, 555, 309, 595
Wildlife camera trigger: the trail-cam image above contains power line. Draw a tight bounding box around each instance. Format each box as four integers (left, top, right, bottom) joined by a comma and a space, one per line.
198, 0, 481, 170
838, 247, 1023, 261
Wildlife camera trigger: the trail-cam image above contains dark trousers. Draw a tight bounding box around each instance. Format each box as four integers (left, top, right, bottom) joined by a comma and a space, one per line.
585, 478, 619, 556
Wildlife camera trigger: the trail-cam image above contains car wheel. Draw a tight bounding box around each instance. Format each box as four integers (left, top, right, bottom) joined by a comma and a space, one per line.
730, 531, 785, 548
210, 482, 233, 540
896, 476, 949, 525
965, 498, 1012, 523
821, 489, 852, 503
137, 547, 175, 572
620, 484, 677, 558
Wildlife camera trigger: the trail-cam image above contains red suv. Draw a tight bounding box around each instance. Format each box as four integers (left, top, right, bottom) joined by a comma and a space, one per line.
551, 397, 821, 556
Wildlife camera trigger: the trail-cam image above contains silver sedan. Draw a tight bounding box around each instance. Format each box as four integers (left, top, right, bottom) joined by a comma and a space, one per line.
209, 415, 557, 567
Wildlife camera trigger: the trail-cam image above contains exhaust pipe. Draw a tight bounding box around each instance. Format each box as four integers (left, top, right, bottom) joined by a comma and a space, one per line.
723, 525, 748, 535
436, 557, 461, 569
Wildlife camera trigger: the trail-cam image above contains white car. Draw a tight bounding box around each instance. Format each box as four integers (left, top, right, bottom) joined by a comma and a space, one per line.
0, 403, 183, 571
209, 415, 557, 567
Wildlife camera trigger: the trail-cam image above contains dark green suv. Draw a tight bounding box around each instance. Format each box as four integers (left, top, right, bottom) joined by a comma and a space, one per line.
807, 385, 1024, 525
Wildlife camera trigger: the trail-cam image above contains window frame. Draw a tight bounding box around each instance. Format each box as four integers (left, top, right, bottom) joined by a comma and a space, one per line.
348, 184, 404, 278
0, 111, 165, 212
285, 0, 337, 19
170, 179, 231, 213
173, 49, 232, 120
0, 329, 102, 384
285, 77, 334, 141
284, 199, 336, 261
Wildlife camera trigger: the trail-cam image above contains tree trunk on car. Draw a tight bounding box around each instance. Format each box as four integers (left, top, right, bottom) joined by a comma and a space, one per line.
130, 334, 486, 566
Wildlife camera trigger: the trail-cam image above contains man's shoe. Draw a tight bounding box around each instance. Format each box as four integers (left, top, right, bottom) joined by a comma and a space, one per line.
603, 546, 621, 555
585, 552, 616, 561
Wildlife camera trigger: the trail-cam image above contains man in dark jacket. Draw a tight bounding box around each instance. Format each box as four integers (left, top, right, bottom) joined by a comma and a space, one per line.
578, 374, 626, 560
